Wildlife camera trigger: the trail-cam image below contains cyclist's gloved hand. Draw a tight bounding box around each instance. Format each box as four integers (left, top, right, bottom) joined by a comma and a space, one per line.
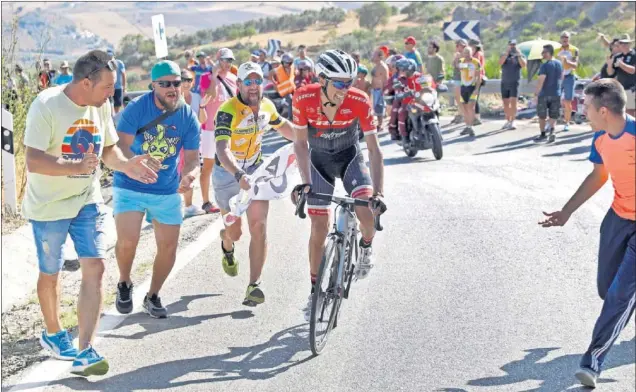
291, 183, 311, 205
369, 193, 387, 215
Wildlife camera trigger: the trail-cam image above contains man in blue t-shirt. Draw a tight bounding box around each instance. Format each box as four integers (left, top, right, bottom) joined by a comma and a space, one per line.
534, 44, 563, 142
107, 49, 127, 114
189, 51, 212, 93
113, 60, 201, 318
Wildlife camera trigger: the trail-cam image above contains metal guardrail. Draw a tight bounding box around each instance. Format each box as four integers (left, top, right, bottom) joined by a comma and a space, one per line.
124, 78, 592, 104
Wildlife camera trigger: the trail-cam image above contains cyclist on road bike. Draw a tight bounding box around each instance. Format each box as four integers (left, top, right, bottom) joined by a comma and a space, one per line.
291, 49, 386, 320
213, 62, 295, 306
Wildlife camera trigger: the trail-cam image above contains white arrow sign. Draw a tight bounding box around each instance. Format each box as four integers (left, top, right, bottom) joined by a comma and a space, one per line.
152, 14, 168, 59
443, 20, 481, 42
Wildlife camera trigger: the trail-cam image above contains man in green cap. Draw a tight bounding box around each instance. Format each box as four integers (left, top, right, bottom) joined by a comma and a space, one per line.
113, 60, 202, 318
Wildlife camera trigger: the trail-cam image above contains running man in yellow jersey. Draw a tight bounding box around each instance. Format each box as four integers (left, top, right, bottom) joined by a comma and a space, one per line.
459, 46, 482, 136
213, 62, 295, 306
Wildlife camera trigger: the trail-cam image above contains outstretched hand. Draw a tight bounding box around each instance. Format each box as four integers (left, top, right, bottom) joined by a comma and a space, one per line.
125, 154, 159, 184
538, 210, 571, 228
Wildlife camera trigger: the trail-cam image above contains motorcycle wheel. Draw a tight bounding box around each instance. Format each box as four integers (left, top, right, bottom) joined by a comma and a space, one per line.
403, 142, 418, 157
430, 123, 443, 160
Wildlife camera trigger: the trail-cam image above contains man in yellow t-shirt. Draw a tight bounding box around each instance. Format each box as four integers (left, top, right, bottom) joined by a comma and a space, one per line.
23, 50, 157, 377
458, 46, 482, 137
557, 31, 580, 132
213, 62, 294, 307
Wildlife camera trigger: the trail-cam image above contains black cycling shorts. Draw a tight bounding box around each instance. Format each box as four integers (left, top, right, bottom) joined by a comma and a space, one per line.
308, 144, 373, 216
501, 82, 519, 99
460, 85, 477, 104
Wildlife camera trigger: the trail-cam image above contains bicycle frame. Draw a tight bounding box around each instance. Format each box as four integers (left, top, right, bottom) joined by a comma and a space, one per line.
331, 200, 359, 299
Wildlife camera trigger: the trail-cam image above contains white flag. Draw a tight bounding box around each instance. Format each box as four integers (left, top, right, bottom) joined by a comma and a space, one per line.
223, 143, 300, 227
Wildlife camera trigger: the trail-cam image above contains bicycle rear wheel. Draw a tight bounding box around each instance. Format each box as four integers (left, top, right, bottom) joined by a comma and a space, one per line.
309, 235, 342, 355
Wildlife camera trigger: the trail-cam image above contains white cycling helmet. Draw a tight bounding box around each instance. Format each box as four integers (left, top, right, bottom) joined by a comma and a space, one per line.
315, 49, 357, 80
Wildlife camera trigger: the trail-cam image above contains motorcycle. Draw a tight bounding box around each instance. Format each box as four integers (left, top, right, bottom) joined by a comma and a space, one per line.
263, 82, 292, 120
387, 80, 445, 160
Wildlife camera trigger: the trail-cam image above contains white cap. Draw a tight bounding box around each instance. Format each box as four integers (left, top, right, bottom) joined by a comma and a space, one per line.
218, 48, 235, 60
237, 62, 264, 80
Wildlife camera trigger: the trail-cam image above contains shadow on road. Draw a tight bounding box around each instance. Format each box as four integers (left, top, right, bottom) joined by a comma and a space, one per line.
465, 338, 635, 392
30, 324, 313, 391
99, 294, 254, 341
542, 145, 590, 158
382, 155, 432, 166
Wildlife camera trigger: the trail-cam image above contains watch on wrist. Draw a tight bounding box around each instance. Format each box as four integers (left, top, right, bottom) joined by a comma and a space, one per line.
234, 170, 246, 182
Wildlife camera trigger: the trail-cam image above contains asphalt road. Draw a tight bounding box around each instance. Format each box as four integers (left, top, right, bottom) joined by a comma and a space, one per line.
6, 118, 635, 392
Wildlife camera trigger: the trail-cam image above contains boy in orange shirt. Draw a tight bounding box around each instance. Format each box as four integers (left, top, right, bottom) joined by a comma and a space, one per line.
540, 79, 635, 388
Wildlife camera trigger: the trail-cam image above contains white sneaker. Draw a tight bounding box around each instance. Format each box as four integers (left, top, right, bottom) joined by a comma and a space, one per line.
502, 121, 511, 130
508, 121, 517, 130
303, 294, 312, 322
184, 205, 205, 217
355, 246, 374, 280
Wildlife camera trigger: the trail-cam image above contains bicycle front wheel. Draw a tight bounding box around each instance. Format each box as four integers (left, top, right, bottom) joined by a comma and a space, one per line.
309, 235, 342, 355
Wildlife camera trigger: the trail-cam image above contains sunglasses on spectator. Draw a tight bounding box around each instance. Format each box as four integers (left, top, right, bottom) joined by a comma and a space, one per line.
86, 59, 116, 79
221, 58, 234, 63
283, 62, 293, 66
329, 79, 353, 90
182, 78, 193, 83
243, 78, 264, 87
155, 80, 182, 88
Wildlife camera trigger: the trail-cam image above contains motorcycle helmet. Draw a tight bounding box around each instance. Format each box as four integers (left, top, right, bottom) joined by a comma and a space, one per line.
387, 54, 405, 68
297, 59, 312, 71
281, 53, 294, 65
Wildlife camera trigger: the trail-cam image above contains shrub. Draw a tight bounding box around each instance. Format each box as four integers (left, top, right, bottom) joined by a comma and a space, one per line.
555, 18, 577, 31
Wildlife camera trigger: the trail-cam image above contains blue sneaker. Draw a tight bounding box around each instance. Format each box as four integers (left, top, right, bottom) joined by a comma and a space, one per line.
71, 345, 109, 377
39, 330, 78, 360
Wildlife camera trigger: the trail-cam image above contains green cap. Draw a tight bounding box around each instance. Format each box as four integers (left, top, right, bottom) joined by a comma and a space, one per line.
151, 60, 180, 81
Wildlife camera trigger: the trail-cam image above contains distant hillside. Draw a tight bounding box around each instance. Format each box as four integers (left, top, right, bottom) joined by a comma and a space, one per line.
1, 1, 392, 65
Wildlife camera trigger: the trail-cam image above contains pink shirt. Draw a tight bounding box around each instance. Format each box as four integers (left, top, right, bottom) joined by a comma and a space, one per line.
200, 72, 238, 131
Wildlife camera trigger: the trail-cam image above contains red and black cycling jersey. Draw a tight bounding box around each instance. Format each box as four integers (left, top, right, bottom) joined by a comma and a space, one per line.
292, 83, 377, 154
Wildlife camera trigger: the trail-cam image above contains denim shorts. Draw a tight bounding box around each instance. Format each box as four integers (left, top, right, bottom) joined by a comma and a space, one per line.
212, 163, 261, 211
562, 74, 576, 101
113, 187, 183, 225
30, 203, 108, 275
372, 88, 386, 115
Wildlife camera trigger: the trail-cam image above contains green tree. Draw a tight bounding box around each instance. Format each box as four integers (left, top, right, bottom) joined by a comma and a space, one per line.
556, 18, 577, 31
244, 26, 257, 40
357, 2, 391, 31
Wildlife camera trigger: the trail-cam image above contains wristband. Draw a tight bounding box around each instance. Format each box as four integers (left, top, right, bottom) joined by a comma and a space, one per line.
234, 170, 246, 182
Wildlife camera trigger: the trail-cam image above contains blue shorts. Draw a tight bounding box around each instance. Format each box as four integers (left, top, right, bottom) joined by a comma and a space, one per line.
562, 74, 576, 101
30, 203, 108, 275
113, 187, 183, 225
372, 88, 386, 116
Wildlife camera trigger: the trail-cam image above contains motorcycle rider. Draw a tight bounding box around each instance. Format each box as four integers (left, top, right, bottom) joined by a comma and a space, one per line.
388, 58, 435, 143
272, 52, 296, 109
294, 60, 313, 89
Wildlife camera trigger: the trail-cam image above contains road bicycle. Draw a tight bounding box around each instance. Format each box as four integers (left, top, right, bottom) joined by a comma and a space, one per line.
295, 190, 384, 355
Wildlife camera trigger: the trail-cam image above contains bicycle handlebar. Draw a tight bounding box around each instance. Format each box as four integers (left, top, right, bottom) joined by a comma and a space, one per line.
294, 191, 384, 232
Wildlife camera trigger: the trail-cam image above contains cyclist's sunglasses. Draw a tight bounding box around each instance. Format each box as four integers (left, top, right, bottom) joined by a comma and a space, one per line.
329, 79, 353, 90
243, 78, 264, 87
155, 80, 182, 88
86, 59, 117, 79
